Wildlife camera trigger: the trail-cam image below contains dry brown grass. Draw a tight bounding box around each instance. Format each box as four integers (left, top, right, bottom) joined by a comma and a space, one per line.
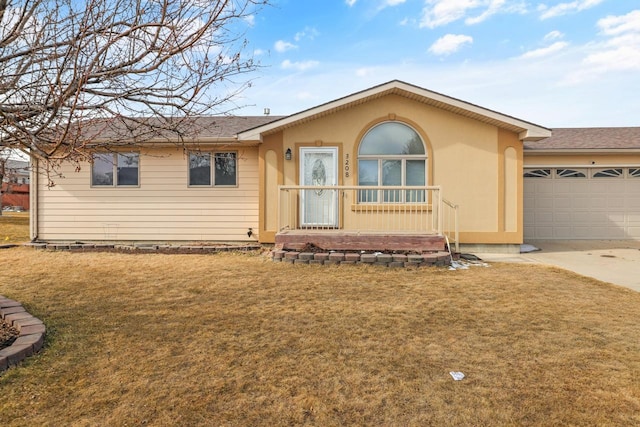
0, 212, 30, 243
1, 247, 639, 426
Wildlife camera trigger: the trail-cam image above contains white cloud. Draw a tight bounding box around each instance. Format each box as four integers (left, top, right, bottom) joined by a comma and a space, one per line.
281, 59, 320, 71
544, 30, 564, 41
583, 44, 640, 70
597, 9, 640, 36
244, 15, 255, 27
295, 91, 314, 100
519, 41, 569, 58
420, 0, 527, 28
539, 0, 604, 20
428, 34, 474, 55
465, 0, 506, 25
274, 40, 297, 53
570, 10, 640, 79
420, 0, 478, 29
294, 27, 320, 42
253, 48, 266, 56
346, 0, 357, 6
384, 0, 407, 6
235, 51, 639, 127
356, 67, 377, 77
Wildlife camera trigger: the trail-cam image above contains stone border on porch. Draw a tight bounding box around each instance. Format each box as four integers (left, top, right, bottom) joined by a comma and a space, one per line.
0, 296, 46, 372
272, 250, 453, 267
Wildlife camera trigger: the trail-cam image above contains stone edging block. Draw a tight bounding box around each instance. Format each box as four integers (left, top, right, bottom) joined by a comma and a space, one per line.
27, 242, 262, 254
0, 296, 46, 372
271, 250, 453, 268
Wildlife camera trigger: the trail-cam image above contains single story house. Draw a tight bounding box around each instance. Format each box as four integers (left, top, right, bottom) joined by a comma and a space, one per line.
29, 81, 640, 251
2, 159, 30, 211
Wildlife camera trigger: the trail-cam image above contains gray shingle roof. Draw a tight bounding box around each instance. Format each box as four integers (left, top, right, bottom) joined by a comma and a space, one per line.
83, 115, 287, 142
524, 127, 640, 150
191, 116, 287, 137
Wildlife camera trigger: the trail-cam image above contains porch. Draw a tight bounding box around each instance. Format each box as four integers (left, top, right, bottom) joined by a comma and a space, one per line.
275, 185, 459, 253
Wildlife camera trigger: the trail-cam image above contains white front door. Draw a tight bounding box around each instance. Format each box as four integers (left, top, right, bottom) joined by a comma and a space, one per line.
300, 147, 338, 227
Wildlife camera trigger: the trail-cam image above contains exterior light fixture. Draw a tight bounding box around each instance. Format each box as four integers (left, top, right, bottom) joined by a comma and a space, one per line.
285, 148, 292, 161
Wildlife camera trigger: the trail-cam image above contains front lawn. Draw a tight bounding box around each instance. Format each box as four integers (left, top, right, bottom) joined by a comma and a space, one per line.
1, 247, 639, 426
0, 212, 30, 243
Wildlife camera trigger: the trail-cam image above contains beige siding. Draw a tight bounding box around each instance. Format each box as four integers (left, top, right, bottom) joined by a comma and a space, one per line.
37, 146, 260, 241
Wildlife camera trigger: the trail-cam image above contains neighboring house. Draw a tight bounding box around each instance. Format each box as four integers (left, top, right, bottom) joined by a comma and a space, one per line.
29, 81, 640, 250
2, 159, 30, 210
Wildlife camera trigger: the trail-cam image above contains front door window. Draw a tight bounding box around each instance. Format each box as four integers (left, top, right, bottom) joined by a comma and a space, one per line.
300, 147, 338, 227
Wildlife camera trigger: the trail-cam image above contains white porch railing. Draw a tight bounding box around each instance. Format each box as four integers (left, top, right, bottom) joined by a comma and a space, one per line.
277, 185, 459, 251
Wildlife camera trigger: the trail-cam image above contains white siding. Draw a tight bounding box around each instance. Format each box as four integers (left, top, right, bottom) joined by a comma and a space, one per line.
37, 147, 260, 241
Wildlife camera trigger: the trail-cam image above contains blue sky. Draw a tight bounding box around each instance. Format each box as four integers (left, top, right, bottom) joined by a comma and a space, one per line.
234, 0, 639, 128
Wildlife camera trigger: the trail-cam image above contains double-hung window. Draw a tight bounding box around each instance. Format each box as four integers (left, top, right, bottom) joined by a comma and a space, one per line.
189, 152, 237, 187
358, 122, 427, 203
91, 152, 139, 187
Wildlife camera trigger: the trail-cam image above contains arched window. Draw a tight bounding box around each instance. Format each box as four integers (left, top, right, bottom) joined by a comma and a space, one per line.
358, 122, 427, 203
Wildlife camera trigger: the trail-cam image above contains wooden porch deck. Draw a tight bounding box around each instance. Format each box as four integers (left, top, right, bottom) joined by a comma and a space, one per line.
275, 230, 446, 252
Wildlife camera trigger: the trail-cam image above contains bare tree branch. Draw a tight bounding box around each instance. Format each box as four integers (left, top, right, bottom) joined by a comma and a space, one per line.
0, 0, 268, 165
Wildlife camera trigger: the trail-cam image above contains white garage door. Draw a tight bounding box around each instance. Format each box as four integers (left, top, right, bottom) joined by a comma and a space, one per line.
524, 167, 640, 240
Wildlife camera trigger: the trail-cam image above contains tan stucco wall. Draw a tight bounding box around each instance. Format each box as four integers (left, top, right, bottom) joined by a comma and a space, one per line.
259, 94, 524, 244
36, 146, 261, 242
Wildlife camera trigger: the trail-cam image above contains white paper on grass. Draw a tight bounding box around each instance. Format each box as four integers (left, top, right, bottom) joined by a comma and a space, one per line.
449, 371, 465, 381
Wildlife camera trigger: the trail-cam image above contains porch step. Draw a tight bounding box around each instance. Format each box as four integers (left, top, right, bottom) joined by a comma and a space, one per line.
275, 231, 446, 253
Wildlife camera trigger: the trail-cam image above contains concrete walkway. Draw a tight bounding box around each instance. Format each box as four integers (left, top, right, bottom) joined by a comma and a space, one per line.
478, 240, 640, 292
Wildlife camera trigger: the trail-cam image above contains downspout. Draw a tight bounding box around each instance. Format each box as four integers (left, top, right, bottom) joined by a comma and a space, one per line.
30, 156, 38, 241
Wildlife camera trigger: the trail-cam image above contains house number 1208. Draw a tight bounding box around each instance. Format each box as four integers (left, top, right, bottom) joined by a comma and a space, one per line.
344, 154, 350, 178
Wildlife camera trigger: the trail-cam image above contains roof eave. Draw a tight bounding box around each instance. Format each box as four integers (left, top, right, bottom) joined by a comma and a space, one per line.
525, 148, 640, 155
519, 129, 553, 141
237, 80, 551, 141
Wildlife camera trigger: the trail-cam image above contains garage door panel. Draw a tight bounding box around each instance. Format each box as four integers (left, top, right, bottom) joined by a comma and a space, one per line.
591, 181, 622, 193
624, 182, 640, 194
524, 167, 640, 240
607, 197, 626, 209
553, 227, 573, 239
535, 212, 553, 223
569, 181, 590, 193
573, 211, 594, 223
553, 212, 572, 223
626, 197, 640, 208
588, 197, 607, 208
572, 196, 591, 209
536, 197, 554, 209
627, 213, 640, 223
533, 226, 554, 239
554, 197, 572, 209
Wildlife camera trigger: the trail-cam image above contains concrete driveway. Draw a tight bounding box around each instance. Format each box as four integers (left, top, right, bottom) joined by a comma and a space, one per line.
478, 240, 640, 292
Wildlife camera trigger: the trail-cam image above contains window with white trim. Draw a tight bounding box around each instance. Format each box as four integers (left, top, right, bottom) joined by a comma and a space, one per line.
592, 168, 623, 178
91, 152, 139, 187
523, 169, 551, 178
357, 122, 427, 203
629, 168, 640, 178
189, 152, 237, 187
556, 168, 586, 178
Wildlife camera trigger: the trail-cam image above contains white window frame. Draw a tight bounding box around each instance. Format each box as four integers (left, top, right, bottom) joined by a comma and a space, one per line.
592, 168, 623, 178
188, 151, 238, 188
91, 152, 140, 187
357, 122, 427, 204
